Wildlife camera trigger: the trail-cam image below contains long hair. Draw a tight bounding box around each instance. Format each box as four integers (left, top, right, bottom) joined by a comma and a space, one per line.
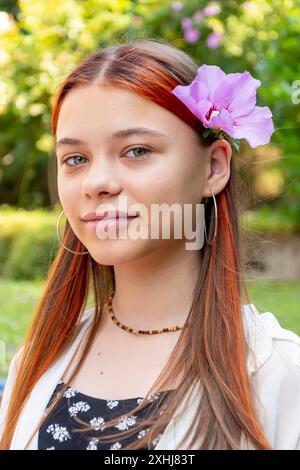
0, 38, 272, 450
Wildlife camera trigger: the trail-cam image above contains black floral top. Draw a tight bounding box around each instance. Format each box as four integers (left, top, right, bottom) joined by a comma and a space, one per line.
38, 381, 171, 450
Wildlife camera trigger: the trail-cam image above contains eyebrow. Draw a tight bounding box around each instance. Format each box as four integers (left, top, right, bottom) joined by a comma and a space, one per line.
55, 127, 171, 150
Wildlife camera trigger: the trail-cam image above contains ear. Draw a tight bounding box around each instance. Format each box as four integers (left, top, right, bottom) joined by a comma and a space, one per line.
202, 138, 232, 197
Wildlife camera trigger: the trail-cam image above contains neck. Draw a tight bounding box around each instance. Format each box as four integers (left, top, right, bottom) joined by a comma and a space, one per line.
107, 242, 201, 331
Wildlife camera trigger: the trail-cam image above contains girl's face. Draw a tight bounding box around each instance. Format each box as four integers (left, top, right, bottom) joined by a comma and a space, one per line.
55, 84, 214, 265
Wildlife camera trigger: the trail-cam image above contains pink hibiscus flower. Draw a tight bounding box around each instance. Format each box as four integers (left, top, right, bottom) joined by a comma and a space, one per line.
171, 64, 274, 148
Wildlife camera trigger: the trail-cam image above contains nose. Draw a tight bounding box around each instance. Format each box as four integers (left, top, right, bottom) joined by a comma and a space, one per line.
81, 157, 122, 198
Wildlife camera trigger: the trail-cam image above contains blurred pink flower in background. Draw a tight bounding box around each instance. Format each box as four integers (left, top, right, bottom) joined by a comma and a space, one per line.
242, 1, 256, 12
133, 16, 142, 25
171, 1, 184, 11
193, 10, 204, 22
206, 32, 223, 49
181, 17, 193, 29
203, 4, 221, 17
184, 28, 201, 44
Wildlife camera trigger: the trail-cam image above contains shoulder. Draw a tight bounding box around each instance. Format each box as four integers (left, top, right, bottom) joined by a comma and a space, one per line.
242, 303, 300, 375
1, 345, 25, 397
5, 346, 24, 382
0, 306, 95, 419
3, 306, 95, 387
0, 345, 25, 438
241, 303, 300, 449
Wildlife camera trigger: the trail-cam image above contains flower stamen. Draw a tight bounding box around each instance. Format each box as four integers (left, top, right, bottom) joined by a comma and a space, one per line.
206, 107, 221, 121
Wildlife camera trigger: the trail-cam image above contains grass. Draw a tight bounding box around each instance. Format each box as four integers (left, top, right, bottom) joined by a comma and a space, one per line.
0, 279, 45, 380
0, 278, 299, 379
246, 280, 300, 335
241, 207, 300, 235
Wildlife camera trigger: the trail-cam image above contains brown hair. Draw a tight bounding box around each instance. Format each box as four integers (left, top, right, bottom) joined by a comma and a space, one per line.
0, 37, 272, 450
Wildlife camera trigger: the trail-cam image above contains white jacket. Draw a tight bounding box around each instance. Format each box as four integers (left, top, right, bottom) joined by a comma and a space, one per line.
0, 303, 300, 450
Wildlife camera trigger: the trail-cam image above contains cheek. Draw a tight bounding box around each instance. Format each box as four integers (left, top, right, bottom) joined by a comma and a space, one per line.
57, 175, 80, 215
171, 161, 204, 203
136, 168, 201, 239
142, 164, 202, 205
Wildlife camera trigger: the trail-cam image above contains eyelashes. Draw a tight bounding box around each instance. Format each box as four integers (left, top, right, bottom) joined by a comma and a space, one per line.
125, 146, 152, 160
62, 155, 87, 167
61, 146, 152, 167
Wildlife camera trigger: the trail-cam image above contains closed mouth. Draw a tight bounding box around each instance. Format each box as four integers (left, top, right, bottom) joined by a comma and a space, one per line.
84, 215, 139, 222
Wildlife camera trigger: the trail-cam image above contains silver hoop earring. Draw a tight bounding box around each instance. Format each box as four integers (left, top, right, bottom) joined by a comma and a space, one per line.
204, 191, 218, 246
56, 209, 89, 255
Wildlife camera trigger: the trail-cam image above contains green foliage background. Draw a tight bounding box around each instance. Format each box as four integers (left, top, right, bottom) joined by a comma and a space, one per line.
0, 0, 299, 224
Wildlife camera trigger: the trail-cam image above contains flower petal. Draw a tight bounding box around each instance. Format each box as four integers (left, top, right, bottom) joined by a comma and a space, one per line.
171, 85, 199, 116
230, 106, 275, 148
214, 71, 261, 118
195, 64, 226, 99
213, 79, 235, 110
209, 108, 233, 133
195, 99, 213, 127
229, 72, 261, 118
189, 79, 209, 102
171, 64, 274, 149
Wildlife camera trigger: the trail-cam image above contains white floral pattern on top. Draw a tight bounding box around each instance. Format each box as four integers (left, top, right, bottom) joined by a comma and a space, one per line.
110, 441, 122, 450
38, 380, 170, 450
138, 427, 150, 439
68, 400, 91, 417
86, 438, 99, 450
46, 424, 71, 442
90, 416, 106, 431
114, 414, 137, 431
63, 387, 77, 399
147, 393, 161, 403
106, 400, 119, 409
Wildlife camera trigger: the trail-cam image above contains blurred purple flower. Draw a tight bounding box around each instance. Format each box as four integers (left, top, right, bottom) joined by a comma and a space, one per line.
171, 64, 275, 148
203, 4, 221, 17
184, 28, 201, 44
242, 1, 256, 12
181, 17, 193, 29
193, 10, 204, 22
206, 32, 223, 49
133, 16, 142, 25
171, 1, 184, 11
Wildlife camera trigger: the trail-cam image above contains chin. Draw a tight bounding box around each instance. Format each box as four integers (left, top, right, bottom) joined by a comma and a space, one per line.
89, 237, 165, 266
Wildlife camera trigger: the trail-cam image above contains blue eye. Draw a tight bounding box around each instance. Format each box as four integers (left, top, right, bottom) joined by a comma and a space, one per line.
62, 155, 87, 167
123, 146, 151, 159
62, 146, 151, 167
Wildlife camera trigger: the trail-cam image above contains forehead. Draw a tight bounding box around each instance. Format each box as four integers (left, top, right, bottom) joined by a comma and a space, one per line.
55, 84, 195, 144
57, 85, 168, 136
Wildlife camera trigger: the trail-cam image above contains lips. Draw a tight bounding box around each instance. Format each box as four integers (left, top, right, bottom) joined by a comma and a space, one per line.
82, 211, 139, 222
82, 213, 140, 235
84, 215, 138, 223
